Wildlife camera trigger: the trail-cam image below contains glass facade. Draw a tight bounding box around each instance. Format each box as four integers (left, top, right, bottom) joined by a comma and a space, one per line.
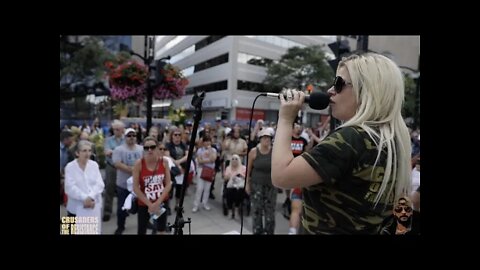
195, 36, 226, 51
238, 52, 274, 67
237, 80, 282, 94
186, 80, 228, 95
194, 53, 229, 73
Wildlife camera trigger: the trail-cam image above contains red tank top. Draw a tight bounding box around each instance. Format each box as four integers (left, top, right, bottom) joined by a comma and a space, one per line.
139, 158, 167, 206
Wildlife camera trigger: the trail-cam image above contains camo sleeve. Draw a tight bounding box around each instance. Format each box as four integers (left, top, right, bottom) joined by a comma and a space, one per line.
301, 126, 364, 185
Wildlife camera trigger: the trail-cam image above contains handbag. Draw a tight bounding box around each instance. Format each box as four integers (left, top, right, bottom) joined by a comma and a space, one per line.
200, 166, 216, 182
170, 166, 181, 178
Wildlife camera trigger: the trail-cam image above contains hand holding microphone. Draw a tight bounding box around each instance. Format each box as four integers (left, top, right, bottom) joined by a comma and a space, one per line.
266, 90, 330, 110
278, 89, 305, 122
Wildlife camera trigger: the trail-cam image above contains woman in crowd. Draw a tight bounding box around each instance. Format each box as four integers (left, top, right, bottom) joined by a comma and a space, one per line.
64, 140, 105, 234
132, 136, 172, 235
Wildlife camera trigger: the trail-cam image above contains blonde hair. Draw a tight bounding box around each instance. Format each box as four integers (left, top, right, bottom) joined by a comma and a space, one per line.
231, 154, 242, 166
338, 53, 412, 207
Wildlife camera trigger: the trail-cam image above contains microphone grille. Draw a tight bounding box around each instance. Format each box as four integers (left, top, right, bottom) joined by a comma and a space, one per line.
309, 91, 330, 110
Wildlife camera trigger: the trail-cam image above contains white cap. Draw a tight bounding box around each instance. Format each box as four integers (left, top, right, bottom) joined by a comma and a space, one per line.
258, 128, 274, 138
124, 128, 136, 136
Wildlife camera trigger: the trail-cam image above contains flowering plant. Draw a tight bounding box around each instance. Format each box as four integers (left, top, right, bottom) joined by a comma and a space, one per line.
105, 57, 188, 102
153, 63, 189, 100
105, 59, 148, 102
168, 106, 187, 126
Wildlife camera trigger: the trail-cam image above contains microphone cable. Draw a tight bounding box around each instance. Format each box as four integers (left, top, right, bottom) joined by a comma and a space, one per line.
239, 93, 267, 234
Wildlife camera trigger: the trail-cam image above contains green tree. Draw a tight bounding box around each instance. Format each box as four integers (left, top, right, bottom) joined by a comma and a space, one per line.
402, 74, 420, 128
60, 36, 115, 99
263, 45, 334, 92
60, 36, 131, 120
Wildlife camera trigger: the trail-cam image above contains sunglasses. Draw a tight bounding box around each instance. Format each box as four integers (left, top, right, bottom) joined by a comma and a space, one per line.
143, 145, 157, 151
394, 206, 413, 214
126, 134, 136, 138
332, 76, 353, 94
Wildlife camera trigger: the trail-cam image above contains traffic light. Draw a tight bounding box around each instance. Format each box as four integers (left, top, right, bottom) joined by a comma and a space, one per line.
327, 39, 351, 71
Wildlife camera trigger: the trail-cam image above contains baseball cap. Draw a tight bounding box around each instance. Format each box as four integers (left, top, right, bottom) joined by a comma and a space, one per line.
258, 128, 273, 138
124, 128, 136, 136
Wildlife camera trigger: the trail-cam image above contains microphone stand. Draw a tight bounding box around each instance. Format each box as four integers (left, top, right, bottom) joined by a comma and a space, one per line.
170, 90, 205, 235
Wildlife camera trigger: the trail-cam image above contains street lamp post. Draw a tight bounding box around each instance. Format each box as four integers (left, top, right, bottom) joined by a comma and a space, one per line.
124, 36, 170, 133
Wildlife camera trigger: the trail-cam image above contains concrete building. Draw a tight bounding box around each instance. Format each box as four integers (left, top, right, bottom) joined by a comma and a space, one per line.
147, 36, 337, 125
130, 35, 420, 126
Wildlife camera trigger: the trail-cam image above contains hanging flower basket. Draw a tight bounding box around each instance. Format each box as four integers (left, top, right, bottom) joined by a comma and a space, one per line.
153, 63, 189, 100
106, 59, 148, 102
105, 58, 188, 103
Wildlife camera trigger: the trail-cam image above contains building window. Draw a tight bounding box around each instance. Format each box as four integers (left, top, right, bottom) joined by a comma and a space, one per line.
238, 52, 274, 67
237, 80, 266, 93
195, 36, 226, 51
194, 53, 229, 73
186, 80, 228, 95
238, 80, 282, 93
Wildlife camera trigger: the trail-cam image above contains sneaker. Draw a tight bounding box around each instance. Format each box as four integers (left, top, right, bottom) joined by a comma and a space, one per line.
102, 214, 111, 222
114, 227, 124, 235
192, 207, 198, 213
203, 205, 211, 211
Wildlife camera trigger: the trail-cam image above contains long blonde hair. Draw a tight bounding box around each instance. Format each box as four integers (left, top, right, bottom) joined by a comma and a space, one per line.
338, 53, 412, 207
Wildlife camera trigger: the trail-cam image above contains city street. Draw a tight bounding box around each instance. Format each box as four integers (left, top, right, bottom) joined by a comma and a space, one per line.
60, 170, 291, 235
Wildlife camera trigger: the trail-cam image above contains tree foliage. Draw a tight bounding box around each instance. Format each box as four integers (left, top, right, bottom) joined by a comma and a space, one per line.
60, 36, 119, 99
402, 74, 420, 128
263, 45, 334, 92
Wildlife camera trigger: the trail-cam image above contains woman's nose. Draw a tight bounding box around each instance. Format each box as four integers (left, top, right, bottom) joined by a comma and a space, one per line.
327, 87, 335, 96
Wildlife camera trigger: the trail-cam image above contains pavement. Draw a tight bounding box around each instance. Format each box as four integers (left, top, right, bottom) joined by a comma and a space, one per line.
60, 170, 291, 235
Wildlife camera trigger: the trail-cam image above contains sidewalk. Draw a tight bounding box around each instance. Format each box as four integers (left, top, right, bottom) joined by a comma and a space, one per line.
59, 171, 290, 235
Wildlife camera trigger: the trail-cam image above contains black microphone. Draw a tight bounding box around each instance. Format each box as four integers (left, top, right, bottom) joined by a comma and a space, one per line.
265, 91, 330, 110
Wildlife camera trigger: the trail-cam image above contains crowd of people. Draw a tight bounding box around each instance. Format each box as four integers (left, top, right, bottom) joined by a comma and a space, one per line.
60, 52, 420, 235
